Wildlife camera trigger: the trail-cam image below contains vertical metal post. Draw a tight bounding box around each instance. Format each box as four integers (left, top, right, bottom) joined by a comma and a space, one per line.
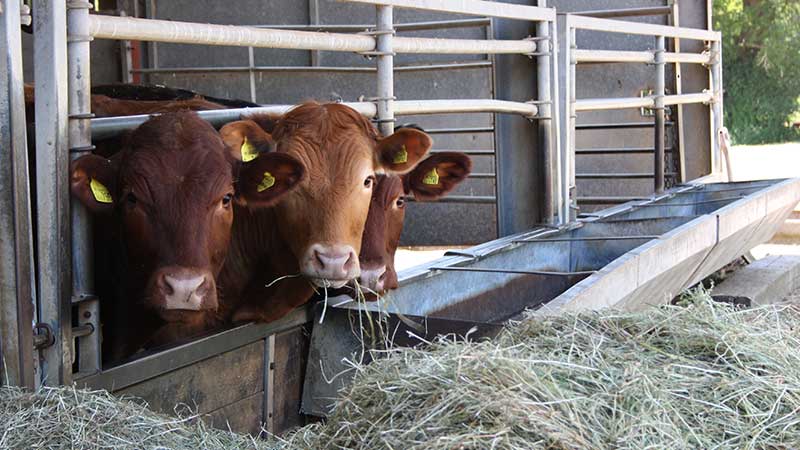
247, 46, 257, 103
309, 0, 321, 67
535, 2, 553, 224
669, 1, 687, 183
68, 0, 100, 376
34, 0, 71, 386
262, 334, 275, 433
375, 5, 394, 136
556, 14, 571, 224
0, 0, 37, 388
119, 10, 133, 83
654, 35, 666, 194
568, 24, 577, 220
547, 18, 563, 225
710, 39, 723, 174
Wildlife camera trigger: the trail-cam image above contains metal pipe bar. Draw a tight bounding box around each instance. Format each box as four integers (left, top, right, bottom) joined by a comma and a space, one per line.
393, 99, 538, 117
130, 61, 493, 74
576, 121, 673, 129
569, 14, 721, 41
90, 100, 539, 139
576, 172, 677, 179
537, 12, 554, 224
574, 5, 672, 18
424, 126, 494, 134
663, 92, 713, 106
33, 0, 70, 387
375, 5, 394, 136
575, 93, 711, 112
340, 0, 557, 22
514, 235, 660, 243
710, 40, 723, 174
430, 149, 494, 156
468, 173, 495, 179
576, 147, 673, 154
68, 0, 100, 376
548, 17, 564, 225
428, 266, 596, 277
71, 324, 94, 338
406, 195, 495, 204
253, 18, 492, 32
654, 35, 666, 194
574, 49, 652, 63
87, 15, 538, 55
573, 49, 711, 65
0, 0, 37, 388
577, 196, 649, 204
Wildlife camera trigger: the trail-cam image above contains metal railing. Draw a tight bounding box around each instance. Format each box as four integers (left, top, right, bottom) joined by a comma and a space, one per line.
32, 0, 561, 394
557, 13, 723, 220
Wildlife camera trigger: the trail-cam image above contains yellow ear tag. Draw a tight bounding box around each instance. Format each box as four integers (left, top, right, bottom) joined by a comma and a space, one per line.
256, 171, 276, 192
422, 167, 440, 185
89, 178, 113, 204
241, 137, 259, 162
392, 145, 408, 164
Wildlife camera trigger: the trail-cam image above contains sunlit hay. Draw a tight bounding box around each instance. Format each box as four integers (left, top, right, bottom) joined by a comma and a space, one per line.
275, 289, 800, 450
0, 385, 272, 450
263, 273, 302, 289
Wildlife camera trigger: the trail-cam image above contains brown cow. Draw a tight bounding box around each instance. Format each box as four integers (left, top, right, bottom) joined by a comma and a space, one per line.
218, 102, 432, 323
357, 151, 471, 296
70, 111, 303, 357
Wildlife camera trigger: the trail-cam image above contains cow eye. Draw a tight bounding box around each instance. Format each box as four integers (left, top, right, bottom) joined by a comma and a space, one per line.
364, 175, 375, 189
126, 192, 137, 205
222, 193, 233, 207
395, 197, 406, 208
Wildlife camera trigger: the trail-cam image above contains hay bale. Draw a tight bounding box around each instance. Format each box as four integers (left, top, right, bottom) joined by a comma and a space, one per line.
275, 290, 800, 449
0, 385, 273, 449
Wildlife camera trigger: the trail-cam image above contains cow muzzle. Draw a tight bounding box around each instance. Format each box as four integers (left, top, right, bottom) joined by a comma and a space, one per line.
152, 266, 217, 313
358, 264, 387, 295
302, 244, 360, 289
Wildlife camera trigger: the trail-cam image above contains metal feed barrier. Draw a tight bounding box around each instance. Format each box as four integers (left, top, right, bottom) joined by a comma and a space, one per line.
12, 0, 563, 429
0, 0, 747, 434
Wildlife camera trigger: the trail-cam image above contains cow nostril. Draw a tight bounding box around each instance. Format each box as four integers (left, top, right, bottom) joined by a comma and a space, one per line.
378, 270, 386, 283
314, 250, 325, 269
162, 275, 175, 296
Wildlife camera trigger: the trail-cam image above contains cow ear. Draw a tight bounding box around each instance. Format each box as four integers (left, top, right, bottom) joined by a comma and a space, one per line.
70, 154, 118, 214
376, 128, 432, 174
403, 152, 471, 201
220, 120, 275, 163
237, 153, 304, 208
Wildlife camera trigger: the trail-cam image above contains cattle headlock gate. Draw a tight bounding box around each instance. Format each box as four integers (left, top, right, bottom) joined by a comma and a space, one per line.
0, 0, 731, 435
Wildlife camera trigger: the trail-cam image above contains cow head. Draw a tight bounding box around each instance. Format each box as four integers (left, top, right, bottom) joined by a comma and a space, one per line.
358, 152, 471, 296
222, 102, 432, 289
70, 111, 303, 321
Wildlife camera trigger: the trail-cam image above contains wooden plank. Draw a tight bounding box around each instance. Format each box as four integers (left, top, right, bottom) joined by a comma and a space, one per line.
272, 325, 311, 433
118, 341, 264, 416
206, 391, 264, 436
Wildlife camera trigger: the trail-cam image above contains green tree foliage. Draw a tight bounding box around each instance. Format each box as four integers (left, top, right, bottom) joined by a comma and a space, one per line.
714, 0, 800, 144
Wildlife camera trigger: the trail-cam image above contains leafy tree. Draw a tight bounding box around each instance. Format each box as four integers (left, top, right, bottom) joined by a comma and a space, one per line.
713, 0, 800, 144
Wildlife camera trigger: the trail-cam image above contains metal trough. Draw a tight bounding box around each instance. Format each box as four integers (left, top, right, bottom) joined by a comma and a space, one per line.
302, 178, 800, 415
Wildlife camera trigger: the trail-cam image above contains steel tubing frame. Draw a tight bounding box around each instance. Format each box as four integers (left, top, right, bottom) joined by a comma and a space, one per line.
563, 14, 723, 203
25, 0, 559, 383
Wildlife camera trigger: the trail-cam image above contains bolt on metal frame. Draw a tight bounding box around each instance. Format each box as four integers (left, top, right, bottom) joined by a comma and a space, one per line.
559, 13, 723, 208
32, 0, 562, 387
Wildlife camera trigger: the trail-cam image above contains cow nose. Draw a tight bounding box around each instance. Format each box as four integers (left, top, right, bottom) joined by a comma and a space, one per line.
155, 267, 216, 311
304, 244, 360, 287
359, 265, 387, 294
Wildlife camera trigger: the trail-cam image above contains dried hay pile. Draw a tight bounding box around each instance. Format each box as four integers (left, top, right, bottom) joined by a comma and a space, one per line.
0, 385, 272, 449
4, 290, 800, 449
277, 290, 800, 449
